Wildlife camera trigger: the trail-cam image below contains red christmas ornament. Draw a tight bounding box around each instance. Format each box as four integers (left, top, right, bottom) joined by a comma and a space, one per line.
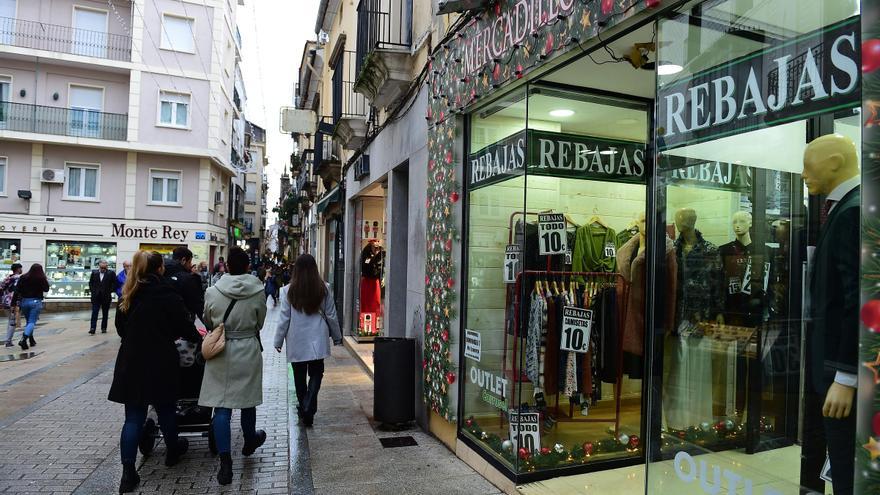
494, 2, 502, 15
441, 329, 449, 342
515, 64, 524, 79
863, 39, 880, 74
873, 412, 880, 436
450, 191, 460, 203
646, 0, 660, 7
582, 442, 594, 455
601, 0, 614, 15
446, 371, 456, 384
447, 277, 454, 288
492, 63, 501, 80
422, 359, 428, 370
445, 239, 453, 252
426, 107, 433, 121
545, 34, 554, 55
540, 447, 551, 456
445, 151, 453, 164
465, 417, 473, 427
425, 276, 430, 285
628, 435, 640, 449
862, 299, 880, 331
439, 111, 445, 121
518, 448, 530, 460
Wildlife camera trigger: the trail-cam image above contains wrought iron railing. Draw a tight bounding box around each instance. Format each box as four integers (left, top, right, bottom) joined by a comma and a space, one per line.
0, 100, 127, 140
355, 0, 412, 77
333, 51, 369, 122
0, 16, 132, 61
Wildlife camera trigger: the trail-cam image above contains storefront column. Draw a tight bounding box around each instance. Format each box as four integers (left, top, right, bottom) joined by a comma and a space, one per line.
386, 165, 409, 338
341, 195, 357, 336
28, 143, 42, 216
197, 159, 211, 224
124, 152, 137, 219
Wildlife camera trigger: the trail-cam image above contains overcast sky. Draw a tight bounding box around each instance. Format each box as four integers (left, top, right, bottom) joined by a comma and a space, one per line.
238, 0, 320, 225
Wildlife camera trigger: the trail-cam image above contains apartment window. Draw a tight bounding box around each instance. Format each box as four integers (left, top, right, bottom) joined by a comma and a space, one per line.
246, 181, 256, 203
158, 91, 190, 128
150, 170, 181, 205
65, 163, 99, 200
160, 14, 195, 53
0, 157, 7, 195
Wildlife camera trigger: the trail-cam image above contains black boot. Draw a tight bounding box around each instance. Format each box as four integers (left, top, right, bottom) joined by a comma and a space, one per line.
217, 452, 233, 485
18, 336, 28, 350
27, 335, 35, 347
118, 463, 140, 493
242, 429, 267, 456
164, 437, 189, 467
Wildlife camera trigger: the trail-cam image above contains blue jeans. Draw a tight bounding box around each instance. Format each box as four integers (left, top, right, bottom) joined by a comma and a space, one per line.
19, 298, 42, 337
120, 403, 177, 465
212, 407, 257, 455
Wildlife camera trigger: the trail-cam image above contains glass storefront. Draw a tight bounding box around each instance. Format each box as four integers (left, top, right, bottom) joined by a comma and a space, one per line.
458, 0, 863, 490
351, 195, 386, 340
0, 238, 20, 278
46, 240, 117, 298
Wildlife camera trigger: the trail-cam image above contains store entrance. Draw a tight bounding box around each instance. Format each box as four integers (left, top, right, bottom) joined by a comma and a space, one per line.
350, 185, 386, 342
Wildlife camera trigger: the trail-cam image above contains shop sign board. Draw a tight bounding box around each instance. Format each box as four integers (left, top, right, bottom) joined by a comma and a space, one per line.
464, 329, 482, 362
468, 130, 646, 190
503, 244, 521, 284
658, 17, 861, 151
537, 213, 566, 255
508, 410, 541, 453
112, 223, 190, 242
560, 306, 592, 353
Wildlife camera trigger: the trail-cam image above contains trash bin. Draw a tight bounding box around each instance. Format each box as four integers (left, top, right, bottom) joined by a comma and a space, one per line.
373, 336, 415, 425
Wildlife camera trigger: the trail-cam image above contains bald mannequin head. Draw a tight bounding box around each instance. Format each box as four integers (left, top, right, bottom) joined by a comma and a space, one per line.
802, 134, 859, 196
675, 208, 697, 233
732, 211, 752, 236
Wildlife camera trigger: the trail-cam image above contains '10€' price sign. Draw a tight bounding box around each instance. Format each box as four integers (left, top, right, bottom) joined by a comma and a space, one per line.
537, 213, 567, 255
561, 307, 592, 353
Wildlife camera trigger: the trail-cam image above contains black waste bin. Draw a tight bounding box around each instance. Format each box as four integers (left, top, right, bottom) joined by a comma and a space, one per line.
373, 336, 415, 425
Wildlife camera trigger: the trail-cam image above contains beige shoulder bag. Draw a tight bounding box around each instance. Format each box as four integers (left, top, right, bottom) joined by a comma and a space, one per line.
201, 299, 237, 360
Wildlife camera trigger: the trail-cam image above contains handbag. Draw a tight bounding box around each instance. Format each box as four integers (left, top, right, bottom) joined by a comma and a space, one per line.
201, 299, 237, 360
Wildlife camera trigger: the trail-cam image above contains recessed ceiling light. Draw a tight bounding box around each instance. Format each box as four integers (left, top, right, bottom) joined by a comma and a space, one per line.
657, 64, 684, 76
549, 109, 575, 117
599, 150, 618, 155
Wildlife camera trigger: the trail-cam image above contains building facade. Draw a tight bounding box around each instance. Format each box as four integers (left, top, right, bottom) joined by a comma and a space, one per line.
0, 0, 244, 301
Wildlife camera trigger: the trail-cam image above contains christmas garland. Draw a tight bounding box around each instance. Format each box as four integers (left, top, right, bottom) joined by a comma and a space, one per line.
423, 0, 659, 422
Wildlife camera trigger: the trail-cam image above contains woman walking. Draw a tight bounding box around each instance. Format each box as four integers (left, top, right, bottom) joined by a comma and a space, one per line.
2, 263, 22, 347
16, 263, 50, 350
199, 247, 268, 486
109, 251, 202, 493
274, 254, 342, 427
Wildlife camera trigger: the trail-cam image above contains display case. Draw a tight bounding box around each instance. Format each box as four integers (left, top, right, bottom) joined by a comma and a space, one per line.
45, 241, 117, 298
0, 238, 20, 279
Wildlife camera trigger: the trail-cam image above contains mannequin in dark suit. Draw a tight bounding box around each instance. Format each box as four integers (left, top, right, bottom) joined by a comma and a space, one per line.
89, 260, 117, 334
801, 134, 860, 495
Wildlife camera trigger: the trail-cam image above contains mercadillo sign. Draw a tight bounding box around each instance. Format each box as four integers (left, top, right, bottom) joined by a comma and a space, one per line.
468, 129, 646, 189
658, 16, 860, 151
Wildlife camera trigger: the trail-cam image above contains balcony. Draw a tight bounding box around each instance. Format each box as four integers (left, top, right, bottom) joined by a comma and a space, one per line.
0, 16, 132, 62
354, 0, 413, 108
233, 88, 242, 112
316, 119, 341, 188
0, 101, 127, 140
332, 50, 369, 150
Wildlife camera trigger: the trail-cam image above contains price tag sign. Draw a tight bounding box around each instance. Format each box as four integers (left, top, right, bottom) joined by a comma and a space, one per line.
508, 410, 541, 453
503, 245, 522, 284
560, 307, 592, 353
603, 242, 616, 258
537, 213, 567, 255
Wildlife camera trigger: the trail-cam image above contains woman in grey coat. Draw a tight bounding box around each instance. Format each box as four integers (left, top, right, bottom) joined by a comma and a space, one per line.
274, 254, 342, 427
199, 248, 267, 485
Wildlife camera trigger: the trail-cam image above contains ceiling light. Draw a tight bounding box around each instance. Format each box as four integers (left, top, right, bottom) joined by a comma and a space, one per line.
599, 150, 618, 155
657, 63, 683, 76
549, 109, 575, 117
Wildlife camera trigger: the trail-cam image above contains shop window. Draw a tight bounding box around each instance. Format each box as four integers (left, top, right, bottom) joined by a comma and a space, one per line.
350, 194, 386, 340
64, 163, 99, 200
462, 83, 650, 474
46, 241, 117, 298
0, 238, 20, 278
160, 14, 195, 53
0, 156, 7, 195
158, 90, 190, 128
648, 1, 860, 493
149, 169, 181, 205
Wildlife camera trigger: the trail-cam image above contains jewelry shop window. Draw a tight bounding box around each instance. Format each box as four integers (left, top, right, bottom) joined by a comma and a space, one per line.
46, 241, 117, 299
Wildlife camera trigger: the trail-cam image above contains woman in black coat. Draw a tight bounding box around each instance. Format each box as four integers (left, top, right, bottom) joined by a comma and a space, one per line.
108, 251, 201, 494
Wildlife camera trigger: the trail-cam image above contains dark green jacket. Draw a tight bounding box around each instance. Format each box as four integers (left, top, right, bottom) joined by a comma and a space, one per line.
808, 186, 859, 392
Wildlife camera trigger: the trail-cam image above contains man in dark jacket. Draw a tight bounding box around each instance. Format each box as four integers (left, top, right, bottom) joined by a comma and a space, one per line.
89, 260, 117, 334
164, 247, 204, 322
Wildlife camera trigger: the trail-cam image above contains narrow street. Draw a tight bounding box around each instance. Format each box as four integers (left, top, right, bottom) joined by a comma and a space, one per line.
0, 303, 500, 495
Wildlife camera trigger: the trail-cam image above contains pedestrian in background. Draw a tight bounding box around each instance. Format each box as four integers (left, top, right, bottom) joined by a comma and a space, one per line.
16, 263, 49, 350
197, 261, 210, 292
109, 250, 202, 494
264, 263, 279, 306
164, 247, 204, 322
275, 254, 342, 427
2, 263, 22, 347
88, 260, 117, 334
116, 260, 131, 300
199, 247, 267, 486
211, 262, 226, 286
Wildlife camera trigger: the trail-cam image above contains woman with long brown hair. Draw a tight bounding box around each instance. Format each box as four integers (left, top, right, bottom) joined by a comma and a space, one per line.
108, 251, 201, 493
16, 263, 50, 349
274, 254, 342, 427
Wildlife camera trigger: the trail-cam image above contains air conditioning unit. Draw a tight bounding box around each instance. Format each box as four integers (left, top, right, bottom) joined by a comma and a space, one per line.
214, 190, 224, 204
40, 169, 65, 183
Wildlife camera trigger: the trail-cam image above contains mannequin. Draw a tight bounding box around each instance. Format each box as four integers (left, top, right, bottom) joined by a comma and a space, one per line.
359, 241, 384, 315
673, 208, 723, 328
801, 134, 860, 494
719, 212, 765, 327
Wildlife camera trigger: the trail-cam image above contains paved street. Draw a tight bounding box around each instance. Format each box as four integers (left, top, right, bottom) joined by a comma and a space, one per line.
0, 302, 501, 495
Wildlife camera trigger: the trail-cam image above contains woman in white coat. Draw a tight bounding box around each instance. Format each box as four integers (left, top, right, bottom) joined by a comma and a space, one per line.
274, 254, 342, 426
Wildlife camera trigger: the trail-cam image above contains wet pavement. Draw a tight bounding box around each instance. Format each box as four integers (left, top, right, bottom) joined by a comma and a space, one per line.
0, 301, 503, 494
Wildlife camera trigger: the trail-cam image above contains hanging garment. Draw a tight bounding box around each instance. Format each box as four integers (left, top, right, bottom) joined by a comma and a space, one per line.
573, 224, 618, 276
616, 235, 678, 356
543, 293, 558, 396
719, 239, 767, 327
517, 221, 571, 271
359, 277, 382, 314
616, 226, 639, 247
525, 291, 546, 387
674, 230, 722, 327
593, 286, 620, 384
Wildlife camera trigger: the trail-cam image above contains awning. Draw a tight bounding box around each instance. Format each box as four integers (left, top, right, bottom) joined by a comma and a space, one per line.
315, 185, 341, 213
